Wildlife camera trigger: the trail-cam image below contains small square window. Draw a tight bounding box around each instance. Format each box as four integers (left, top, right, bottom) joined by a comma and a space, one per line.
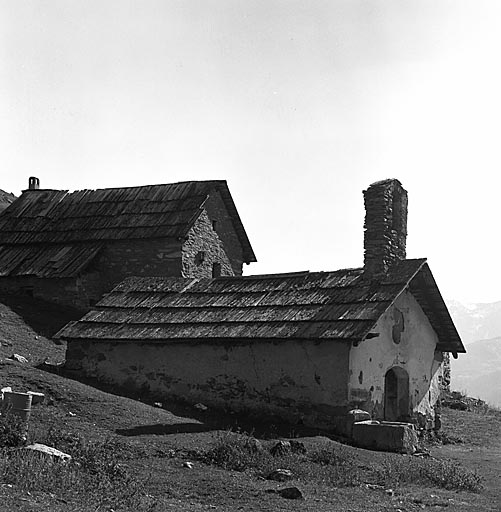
195, 251, 205, 265
212, 262, 221, 277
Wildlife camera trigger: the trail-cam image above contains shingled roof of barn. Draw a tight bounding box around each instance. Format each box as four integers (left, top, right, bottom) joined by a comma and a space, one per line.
56, 258, 465, 354
0, 189, 16, 214
0, 180, 256, 278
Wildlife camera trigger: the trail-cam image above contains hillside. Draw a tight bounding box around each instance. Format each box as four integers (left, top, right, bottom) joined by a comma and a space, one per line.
451, 336, 501, 407
0, 293, 80, 365
0, 295, 500, 511
446, 299, 501, 406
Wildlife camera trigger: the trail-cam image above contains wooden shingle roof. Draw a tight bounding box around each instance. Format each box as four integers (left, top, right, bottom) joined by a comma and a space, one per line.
0, 243, 103, 279
0, 190, 16, 213
57, 258, 465, 354
0, 180, 256, 277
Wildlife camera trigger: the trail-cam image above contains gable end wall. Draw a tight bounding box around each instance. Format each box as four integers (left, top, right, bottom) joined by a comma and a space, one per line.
348, 289, 444, 428
182, 209, 238, 277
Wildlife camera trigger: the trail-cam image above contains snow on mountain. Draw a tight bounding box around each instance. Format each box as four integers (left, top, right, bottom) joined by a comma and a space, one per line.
446, 299, 501, 344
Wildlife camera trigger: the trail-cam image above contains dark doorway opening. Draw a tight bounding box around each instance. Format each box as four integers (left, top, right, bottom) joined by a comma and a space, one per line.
384, 367, 410, 421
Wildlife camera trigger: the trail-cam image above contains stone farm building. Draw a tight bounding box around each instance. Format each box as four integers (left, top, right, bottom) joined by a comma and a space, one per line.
0, 177, 256, 310
58, 179, 465, 432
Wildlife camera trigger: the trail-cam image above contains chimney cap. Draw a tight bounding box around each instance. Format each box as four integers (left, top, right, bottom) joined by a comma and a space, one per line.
27, 177, 40, 191
365, 178, 404, 190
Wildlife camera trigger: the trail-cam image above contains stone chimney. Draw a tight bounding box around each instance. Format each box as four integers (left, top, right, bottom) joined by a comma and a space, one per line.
363, 179, 408, 276
28, 177, 40, 190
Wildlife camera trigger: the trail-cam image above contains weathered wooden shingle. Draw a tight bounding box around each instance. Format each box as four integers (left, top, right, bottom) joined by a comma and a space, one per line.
0, 243, 103, 278
56, 258, 465, 353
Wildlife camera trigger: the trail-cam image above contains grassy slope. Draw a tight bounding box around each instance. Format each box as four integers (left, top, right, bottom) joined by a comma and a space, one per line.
0, 295, 500, 511
0, 294, 81, 365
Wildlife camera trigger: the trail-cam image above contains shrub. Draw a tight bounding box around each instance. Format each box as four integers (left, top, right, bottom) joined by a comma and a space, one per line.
420, 429, 464, 445
201, 431, 268, 471
376, 456, 482, 492
41, 427, 83, 453
200, 432, 362, 487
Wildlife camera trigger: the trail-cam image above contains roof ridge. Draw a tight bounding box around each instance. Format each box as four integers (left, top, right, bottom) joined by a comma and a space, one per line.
62, 180, 225, 195
219, 268, 364, 281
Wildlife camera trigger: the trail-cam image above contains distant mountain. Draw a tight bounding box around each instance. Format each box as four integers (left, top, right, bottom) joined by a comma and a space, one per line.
446, 299, 501, 344
450, 336, 501, 408
0, 189, 16, 213
445, 299, 501, 407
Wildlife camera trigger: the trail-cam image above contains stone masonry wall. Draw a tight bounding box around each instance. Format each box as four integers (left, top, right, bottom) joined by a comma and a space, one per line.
0, 239, 182, 311
98, 239, 183, 292
204, 191, 246, 274
182, 209, 236, 278
440, 351, 451, 393
0, 272, 102, 311
364, 179, 408, 275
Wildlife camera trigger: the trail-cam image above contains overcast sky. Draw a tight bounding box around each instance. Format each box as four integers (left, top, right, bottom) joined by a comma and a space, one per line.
1, 1, 500, 304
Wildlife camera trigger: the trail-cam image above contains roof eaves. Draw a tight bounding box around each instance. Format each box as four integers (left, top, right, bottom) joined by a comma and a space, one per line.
56, 334, 356, 344
212, 181, 257, 263
409, 263, 466, 355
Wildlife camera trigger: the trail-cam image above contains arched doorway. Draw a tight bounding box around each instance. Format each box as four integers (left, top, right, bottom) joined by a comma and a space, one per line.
384, 367, 410, 421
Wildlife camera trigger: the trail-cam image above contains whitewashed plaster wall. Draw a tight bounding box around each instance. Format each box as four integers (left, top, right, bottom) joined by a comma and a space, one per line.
67, 338, 351, 429
348, 290, 444, 427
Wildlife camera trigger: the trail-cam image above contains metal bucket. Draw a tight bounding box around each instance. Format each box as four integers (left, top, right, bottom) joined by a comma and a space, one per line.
2, 391, 32, 424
